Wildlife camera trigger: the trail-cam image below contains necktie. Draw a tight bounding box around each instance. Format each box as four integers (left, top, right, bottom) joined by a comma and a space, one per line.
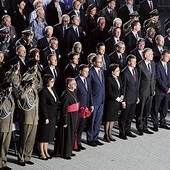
147, 63, 152, 76
63, 26, 66, 37
135, 33, 138, 39
98, 69, 102, 82
53, 69, 57, 79
83, 78, 88, 90
132, 69, 137, 81
164, 63, 167, 75
149, 1, 153, 10
75, 27, 79, 37
119, 55, 123, 68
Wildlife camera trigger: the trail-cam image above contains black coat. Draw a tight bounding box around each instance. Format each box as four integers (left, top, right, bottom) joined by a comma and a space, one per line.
37, 36, 49, 51
130, 48, 143, 63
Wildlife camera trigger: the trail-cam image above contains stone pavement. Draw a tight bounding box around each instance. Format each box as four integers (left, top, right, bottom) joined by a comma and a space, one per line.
7, 114, 170, 170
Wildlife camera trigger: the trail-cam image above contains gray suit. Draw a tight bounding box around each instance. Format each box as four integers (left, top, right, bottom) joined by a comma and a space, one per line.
136, 60, 156, 131
0, 94, 15, 168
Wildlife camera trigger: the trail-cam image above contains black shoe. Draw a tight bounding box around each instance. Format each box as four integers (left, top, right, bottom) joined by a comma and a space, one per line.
143, 129, 154, 134
104, 134, 110, 142
3, 166, 12, 170
78, 144, 86, 150
39, 156, 48, 160
71, 153, 76, 157
137, 130, 143, 136
119, 134, 127, 140
94, 140, 104, 145
109, 135, 116, 141
63, 156, 72, 160
17, 161, 26, 166
87, 141, 97, 147
160, 125, 170, 130
125, 132, 137, 138
25, 161, 34, 165
73, 148, 81, 152
153, 126, 158, 132
46, 155, 52, 159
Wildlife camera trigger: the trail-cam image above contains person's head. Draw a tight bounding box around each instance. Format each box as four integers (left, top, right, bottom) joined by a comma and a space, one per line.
44, 26, 53, 37
129, 11, 139, 21
150, 9, 159, 23
72, 0, 81, 10
96, 42, 105, 55
115, 41, 126, 54
113, 18, 122, 28
155, 35, 164, 47
22, 29, 34, 42
61, 14, 70, 26
1, 15, 11, 27
161, 50, 170, 63
86, 4, 96, 16
16, 45, 26, 58
79, 64, 89, 77
29, 48, 40, 61
131, 20, 141, 32
107, 0, 116, 10
0, 51, 4, 63
33, 0, 43, 9
43, 74, 55, 88
125, 0, 133, 5
71, 15, 80, 26
49, 37, 58, 49
97, 17, 106, 30
17, 0, 26, 10
23, 77, 36, 90
109, 64, 120, 77
65, 78, 77, 91
146, 27, 156, 38
127, 54, 136, 68
47, 54, 57, 66
68, 52, 79, 65
87, 53, 97, 66
72, 41, 82, 54
93, 56, 103, 68
143, 48, 154, 61
112, 27, 121, 38
36, 7, 45, 19
136, 38, 145, 50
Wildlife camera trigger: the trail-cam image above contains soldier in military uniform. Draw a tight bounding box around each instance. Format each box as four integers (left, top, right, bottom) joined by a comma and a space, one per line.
0, 82, 15, 170
17, 77, 39, 166
123, 11, 139, 35
143, 9, 162, 36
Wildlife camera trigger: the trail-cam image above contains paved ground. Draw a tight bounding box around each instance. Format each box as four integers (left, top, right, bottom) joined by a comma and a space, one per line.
7, 113, 170, 170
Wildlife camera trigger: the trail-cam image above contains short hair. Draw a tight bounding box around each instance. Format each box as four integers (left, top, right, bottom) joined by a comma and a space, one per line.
127, 54, 136, 62
115, 41, 125, 49
142, 48, 152, 57
146, 27, 156, 36
87, 53, 97, 61
113, 18, 122, 26
131, 20, 140, 29
109, 64, 119, 74
137, 38, 145, 44
29, 48, 40, 58
155, 34, 164, 42
68, 51, 78, 60
43, 74, 54, 87
112, 27, 121, 34
96, 42, 105, 50
162, 49, 170, 56
71, 14, 78, 21
79, 64, 89, 71
61, 14, 70, 20
92, 55, 101, 63
16, 45, 25, 53
49, 37, 58, 43
44, 26, 53, 34
33, 0, 43, 8
97, 17, 105, 24
47, 54, 56, 61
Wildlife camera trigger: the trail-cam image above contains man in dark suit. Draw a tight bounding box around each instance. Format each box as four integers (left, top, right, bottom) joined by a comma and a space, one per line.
68, 0, 86, 29
145, 27, 156, 49
136, 48, 156, 135
87, 56, 105, 146
119, 54, 139, 139
37, 26, 53, 51
153, 35, 166, 63
45, 0, 67, 26
164, 28, 170, 50
75, 64, 94, 150
99, 0, 117, 30
125, 20, 142, 54
151, 50, 170, 131
105, 26, 121, 55
138, 0, 157, 25
64, 15, 84, 53
41, 37, 61, 68
118, 0, 137, 24
109, 41, 127, 70
130, 38, 145, 63
42, 54, 61, 96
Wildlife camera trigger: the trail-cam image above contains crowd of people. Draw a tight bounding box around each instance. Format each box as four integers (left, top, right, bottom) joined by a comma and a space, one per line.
0, 0, 170, 169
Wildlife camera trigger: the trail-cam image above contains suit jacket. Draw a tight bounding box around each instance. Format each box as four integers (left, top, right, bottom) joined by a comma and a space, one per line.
145, 37, 156, 49
125, 31, 142, 53
155, 61, 170, 94
121, 66, 139, 104
64, 25, 84, 53
153, 46, 166, 63
139, 0, 157, 25
99, 7, 117, 30
138, 60, 156, 98
130, 48, 143, 63
75, 76, 93, 108
164, 36, 170, 50
89, 67, 105, 105
37, 36, 49, 51
109, 51, 127, 70
41, 46, 61, 68
45, 1, 67, 26
118, 4, 137, 24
